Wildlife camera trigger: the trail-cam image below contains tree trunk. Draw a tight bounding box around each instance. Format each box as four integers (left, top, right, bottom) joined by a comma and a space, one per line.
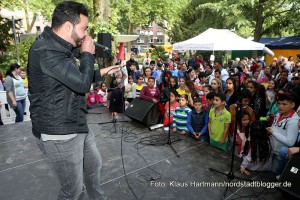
252, 0, 266, 58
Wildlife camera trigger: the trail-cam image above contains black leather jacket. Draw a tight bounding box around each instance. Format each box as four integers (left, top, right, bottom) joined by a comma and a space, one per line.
28, 26, 95, 138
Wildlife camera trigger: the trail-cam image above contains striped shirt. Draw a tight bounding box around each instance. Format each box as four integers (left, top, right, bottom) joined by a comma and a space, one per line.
173, 106, 192, 133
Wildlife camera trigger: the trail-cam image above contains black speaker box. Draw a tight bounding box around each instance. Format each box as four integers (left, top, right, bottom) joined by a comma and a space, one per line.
96, 33, 112, 58
279, 154, 300, 199
124, 98, 162, 127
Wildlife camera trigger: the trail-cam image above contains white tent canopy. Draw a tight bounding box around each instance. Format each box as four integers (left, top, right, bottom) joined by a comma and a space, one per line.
173, 28, 265, 51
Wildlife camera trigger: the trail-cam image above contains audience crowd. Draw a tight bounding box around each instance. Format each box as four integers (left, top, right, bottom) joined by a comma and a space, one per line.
1, 53, 300, 179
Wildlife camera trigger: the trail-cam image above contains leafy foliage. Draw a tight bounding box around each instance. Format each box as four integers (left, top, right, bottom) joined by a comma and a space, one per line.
170, 0, 300, 43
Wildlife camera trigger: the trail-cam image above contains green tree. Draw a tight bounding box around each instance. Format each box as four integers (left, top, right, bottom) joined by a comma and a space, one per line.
170, 0, 300, 43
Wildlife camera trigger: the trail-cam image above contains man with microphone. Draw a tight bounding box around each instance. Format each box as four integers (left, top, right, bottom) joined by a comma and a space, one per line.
27, 1, 119, 199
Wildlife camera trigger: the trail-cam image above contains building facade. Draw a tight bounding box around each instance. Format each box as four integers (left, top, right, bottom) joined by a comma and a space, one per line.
131, 21, 171, 53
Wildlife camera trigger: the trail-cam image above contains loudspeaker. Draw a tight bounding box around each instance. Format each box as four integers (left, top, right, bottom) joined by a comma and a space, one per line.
96, 33, 112, 58
124, 98, 162, 127
279, 154, 300, 199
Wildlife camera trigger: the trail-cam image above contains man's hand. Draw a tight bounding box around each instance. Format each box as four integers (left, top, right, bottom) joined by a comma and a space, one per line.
180, 131, 186, 135
100, 65, 121, 76
81, 35, 95, 54
172, 127, 177, 133
153, 99, 158, 103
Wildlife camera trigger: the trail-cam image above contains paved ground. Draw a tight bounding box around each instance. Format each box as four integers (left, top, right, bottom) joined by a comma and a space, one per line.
0, 107, 295, 200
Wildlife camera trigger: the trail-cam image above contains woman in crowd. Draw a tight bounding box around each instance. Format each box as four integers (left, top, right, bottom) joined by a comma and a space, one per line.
224, 78, 238, 108
247, 80, 266, 119
4, 63, 27, 123
211, 78, 223, 95
143, 67, 152, 84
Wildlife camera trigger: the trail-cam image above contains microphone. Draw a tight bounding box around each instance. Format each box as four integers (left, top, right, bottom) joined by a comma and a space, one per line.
94, 42, 110, 51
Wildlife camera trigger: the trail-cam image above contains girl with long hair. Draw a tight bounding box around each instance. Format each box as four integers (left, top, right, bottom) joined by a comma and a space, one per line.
240, 121, 272, 175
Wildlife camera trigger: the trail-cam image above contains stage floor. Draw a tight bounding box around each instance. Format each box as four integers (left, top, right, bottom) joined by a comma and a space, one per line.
0, 107, 294, 200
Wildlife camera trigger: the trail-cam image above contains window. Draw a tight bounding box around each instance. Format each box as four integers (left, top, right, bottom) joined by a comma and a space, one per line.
36, 26, 41, 32
157, 38, 163, 43
145, 31, 153, 36
137, 30, 144, 35
149, 22, 153, 27
157, 31, 163, 36
149, 39, 154, 43
137, 38, 145, 43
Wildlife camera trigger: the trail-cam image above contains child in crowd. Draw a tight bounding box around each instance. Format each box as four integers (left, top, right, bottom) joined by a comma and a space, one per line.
266, 79, 277, 113
124, 76, 136, 103
187, 98, 209, 142
172, 94, 192, 135
97, 82, 108, 106
236, 110, 251, 158
109, 80, 125, 117
176, 77, 187, 95
177, 63, 187, 79
214, 69, 226, 91
163, 89, 180, 127
87, 88, 99, 109
247, 80, 266, 119
208, 93, 231, 151
202, 85, 212, 109
195, 72, 207, 96
240, 121, 272, 175
211, 78, 223, 94
205, 91, 215, 114
184, 80, 197, 107
161, 76, 178, 104
135, 75, 144, 98
170, 63, 179, 77
268, 92, 299, 175
228, 88, 255, 137
267, 89, 285, 117
139, 77, 160, 103
130, 63, 141, 83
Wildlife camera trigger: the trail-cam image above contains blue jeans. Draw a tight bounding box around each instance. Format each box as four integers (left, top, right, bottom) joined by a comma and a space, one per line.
271, 153, 286, 175
36, 129, 105, 200
13, 99, 26, 123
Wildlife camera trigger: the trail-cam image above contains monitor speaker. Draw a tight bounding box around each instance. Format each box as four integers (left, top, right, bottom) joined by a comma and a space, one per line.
124, 98, 162, 127
96, 33, 112, 58
279, 154, 300, 199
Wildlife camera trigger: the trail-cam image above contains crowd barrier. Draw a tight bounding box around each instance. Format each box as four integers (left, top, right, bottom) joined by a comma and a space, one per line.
0, 91, 30, 125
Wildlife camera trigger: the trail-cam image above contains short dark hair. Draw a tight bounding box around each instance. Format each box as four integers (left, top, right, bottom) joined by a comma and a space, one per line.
198, 72, 206, 79
194, 97, 202, 104
150, 60, 156, 65
148, 76, 155, 82
214, 93, 226, 102
204, 85, 212, 91
215, 69, 221, 74
169, 88, 179, 97
240, 88, 252, 99
180, 94, 189, 101
51, 1, 89, 30
206, 92, 216, 100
